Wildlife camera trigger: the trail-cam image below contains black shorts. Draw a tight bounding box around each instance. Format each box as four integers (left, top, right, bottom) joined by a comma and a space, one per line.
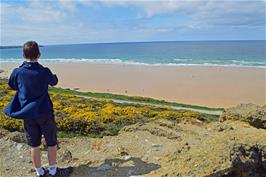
23, 114, 57, 147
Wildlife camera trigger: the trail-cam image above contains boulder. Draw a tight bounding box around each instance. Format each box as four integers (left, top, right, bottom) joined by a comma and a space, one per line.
220, 104, 266, 129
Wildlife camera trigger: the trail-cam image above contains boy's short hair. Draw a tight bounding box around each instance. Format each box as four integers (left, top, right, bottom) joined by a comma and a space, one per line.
23, 41, 40, 60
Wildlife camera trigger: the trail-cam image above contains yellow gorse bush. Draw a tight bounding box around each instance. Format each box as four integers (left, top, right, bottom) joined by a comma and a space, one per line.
0, 82, 204, 136
0, 83, 23, 131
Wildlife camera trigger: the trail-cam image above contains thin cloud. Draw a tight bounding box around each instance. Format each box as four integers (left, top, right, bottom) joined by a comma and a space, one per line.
3, 0, 66, 23
58, 0, 77, 11
0, 0, 265, 45
95, 0, 266, 26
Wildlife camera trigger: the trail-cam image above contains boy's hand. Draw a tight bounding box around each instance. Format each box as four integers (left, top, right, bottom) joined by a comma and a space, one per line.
46, 68, 58, 86
8, 69, 18, 90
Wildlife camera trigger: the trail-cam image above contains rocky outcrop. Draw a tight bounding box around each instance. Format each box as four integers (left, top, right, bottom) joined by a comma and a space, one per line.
229, 143, 266, 177
120, 119, 181, 140
220, 103, 266, 129
207, 143, 266, 177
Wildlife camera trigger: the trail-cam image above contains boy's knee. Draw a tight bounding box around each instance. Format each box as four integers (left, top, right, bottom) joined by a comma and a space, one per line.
48, 144, 57, 149
27, 142, 41, 148
31, 146, 41, 151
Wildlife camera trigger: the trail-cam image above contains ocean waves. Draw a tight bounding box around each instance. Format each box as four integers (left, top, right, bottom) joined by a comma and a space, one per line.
0, 57, 265, 68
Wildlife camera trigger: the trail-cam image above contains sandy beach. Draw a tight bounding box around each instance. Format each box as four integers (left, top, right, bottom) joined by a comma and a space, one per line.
0, 62, 265, 108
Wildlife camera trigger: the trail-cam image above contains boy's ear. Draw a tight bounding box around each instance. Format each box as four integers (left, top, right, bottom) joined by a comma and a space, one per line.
38, 53, 41, 59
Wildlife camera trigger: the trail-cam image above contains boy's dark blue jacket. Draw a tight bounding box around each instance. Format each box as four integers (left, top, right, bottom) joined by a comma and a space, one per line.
4, 61, 58, 119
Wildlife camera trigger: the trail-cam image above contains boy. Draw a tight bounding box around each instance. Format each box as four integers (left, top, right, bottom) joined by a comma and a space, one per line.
4, 41, 73, 177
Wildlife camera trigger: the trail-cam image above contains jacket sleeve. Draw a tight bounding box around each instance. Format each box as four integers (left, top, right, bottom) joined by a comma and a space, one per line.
8, 69, 18, 90
46, 68, 58, 86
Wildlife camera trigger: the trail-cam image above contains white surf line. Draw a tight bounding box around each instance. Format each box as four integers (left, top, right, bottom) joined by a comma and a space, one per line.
75, 95, 223, 116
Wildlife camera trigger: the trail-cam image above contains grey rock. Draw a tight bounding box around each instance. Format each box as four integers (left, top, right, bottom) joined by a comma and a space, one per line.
59, 149, 72, 163
16, 143, 23, 151
228, 143, 266, 177
97, 164, 112, 171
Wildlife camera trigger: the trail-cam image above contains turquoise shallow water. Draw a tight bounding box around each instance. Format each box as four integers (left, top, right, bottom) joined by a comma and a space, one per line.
1, 41, 265, 67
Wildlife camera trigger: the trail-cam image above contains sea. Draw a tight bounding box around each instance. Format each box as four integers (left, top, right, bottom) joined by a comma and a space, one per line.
1, 40, 265, 68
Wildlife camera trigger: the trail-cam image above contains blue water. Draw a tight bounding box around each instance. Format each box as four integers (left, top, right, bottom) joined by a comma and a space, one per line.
1, 41, 265, 67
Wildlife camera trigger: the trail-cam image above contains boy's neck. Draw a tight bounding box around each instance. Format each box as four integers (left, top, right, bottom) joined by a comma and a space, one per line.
24, 60, 38, 63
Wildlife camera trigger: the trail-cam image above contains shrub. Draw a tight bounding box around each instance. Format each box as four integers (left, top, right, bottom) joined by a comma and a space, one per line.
0, 81, 217, 137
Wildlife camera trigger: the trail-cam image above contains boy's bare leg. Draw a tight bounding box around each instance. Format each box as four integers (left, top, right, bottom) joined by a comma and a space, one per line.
31, 147, 41, 168
48, 145, 73, 176
48, 145, 57, 165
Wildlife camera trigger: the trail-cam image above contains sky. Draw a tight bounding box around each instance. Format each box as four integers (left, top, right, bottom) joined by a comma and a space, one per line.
0, 0, 265, 45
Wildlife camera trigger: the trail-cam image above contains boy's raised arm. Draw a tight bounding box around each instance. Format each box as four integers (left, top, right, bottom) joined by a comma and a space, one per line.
46, 68, 58, 86
8, 70, 18, 90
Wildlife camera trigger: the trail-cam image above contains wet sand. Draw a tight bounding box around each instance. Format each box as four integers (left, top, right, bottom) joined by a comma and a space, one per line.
1, 61, 265, 108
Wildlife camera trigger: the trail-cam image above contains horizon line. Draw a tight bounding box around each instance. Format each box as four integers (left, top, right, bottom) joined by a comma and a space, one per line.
1, 39, 265, 47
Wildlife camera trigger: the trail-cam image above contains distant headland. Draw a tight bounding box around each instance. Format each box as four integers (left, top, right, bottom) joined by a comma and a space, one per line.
0, 45, 44, 49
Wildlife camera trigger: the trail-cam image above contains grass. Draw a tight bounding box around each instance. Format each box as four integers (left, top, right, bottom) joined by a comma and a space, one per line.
49, 86, 224, 112
57, 122, 131, 138
57, 131, 87, 138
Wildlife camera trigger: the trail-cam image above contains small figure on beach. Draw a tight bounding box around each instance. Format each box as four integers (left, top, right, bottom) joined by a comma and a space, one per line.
3, 41, 73, 177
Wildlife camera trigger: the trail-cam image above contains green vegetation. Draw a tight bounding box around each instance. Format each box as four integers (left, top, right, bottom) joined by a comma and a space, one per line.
49, 87, 223, 111
0, 78, 219, 138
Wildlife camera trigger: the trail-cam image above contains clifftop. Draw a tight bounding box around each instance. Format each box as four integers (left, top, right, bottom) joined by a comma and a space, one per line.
0, 104, 265, 177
